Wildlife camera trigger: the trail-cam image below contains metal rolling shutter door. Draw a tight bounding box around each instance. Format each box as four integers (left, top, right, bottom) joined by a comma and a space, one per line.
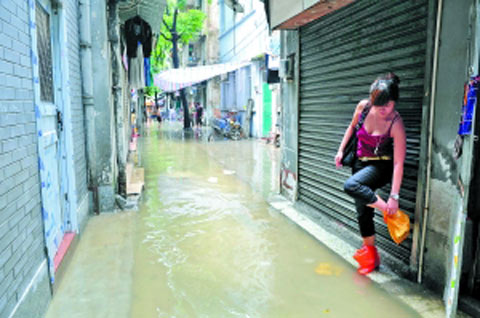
298, 0, 428, 264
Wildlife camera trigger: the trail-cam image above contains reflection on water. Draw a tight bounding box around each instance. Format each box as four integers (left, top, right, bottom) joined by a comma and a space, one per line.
131, 122, 420, 318
144, 180, 273, 317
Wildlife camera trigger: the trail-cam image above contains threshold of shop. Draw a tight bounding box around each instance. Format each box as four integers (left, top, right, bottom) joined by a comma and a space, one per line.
52, 232, 78, 293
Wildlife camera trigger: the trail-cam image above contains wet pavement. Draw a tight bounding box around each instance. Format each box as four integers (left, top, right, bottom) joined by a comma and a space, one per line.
46, 122, 450, 318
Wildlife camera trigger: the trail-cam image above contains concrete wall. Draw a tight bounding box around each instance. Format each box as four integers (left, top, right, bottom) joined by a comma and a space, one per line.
249, 60, 264, 138
205, 0, 220, 65
279, 30, 299, 201
0, 1, 51, 317
422, 0, 474, 293
207, 79, 221, 113
91, 0, 116, 212
269, 0, 303, 29
65, 0, 89, 229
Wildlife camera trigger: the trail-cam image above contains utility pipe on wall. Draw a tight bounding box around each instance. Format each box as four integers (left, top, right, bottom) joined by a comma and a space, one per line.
108, 0, 127, 196
417, 0, 443, 284
79, 0, 98, 213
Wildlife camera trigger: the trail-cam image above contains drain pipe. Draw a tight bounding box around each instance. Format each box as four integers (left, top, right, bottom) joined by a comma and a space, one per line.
79, 0, 99, 214
108, 0, 127, 196
417, 0, 443, 284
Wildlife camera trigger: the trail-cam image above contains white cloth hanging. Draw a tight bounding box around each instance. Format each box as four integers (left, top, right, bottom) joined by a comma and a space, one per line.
129, 44, 145, 89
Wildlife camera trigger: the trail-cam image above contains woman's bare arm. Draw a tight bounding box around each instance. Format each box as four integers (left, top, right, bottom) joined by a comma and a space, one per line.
386, 116, 406, 214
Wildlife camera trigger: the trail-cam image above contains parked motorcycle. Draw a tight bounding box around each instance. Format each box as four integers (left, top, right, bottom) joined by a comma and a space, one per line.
228, 118, 242, 140
209, 115, 243, 141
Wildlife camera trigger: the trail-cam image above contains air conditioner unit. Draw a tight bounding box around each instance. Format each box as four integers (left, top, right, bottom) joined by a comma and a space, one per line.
279, 54, 294, 81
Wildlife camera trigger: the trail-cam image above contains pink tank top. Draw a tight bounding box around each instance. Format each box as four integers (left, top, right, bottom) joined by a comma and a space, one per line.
356, 113, 398, 157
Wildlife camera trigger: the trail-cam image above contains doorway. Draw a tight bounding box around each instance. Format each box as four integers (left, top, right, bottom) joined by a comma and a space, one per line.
30, 0, 68, 282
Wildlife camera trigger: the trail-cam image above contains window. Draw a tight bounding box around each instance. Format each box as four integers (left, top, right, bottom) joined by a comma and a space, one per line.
36, 4, 54, 103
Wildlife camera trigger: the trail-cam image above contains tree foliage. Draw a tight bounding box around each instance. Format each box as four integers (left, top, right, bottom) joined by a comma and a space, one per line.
149, 0, 206, 79
144, 85, 161, 97
145, 0, 207, 129
145, 1, 206, 97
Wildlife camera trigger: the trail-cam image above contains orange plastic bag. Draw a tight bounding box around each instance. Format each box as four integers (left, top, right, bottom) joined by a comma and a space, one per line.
383, 210, 410, 244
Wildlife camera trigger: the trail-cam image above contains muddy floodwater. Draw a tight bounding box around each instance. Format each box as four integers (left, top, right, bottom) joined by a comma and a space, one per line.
45, 123, 422, 318
129, 123, 420, 318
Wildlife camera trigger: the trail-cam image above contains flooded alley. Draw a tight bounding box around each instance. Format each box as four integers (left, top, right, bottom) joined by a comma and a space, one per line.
46, 123, 422, 318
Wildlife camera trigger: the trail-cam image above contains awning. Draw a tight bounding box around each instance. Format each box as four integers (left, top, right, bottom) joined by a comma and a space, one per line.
119, 0, 167, 33
267, 0, 355, 30
154, 62, 251, 92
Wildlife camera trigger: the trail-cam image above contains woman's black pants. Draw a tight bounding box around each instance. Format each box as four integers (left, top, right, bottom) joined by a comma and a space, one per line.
343, 159, 393, 237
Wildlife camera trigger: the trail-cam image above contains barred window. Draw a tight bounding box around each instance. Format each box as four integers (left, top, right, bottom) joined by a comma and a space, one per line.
36, 4, 54, 103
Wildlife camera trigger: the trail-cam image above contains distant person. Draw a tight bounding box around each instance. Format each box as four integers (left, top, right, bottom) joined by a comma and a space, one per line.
156, 108, 162, 124
169, 107, 175, 121
150, 107, 157, 120
195, 103, 203, 128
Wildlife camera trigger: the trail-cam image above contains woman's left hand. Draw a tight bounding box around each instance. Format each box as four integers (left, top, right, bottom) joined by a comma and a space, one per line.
335, 151, 343, 168
386, 198, 399, 216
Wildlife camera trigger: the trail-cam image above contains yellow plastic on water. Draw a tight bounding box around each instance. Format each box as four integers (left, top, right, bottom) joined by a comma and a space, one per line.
315, 263, 344, 276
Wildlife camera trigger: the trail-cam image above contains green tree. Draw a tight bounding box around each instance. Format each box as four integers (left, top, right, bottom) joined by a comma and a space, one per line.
149, 0, 206, 129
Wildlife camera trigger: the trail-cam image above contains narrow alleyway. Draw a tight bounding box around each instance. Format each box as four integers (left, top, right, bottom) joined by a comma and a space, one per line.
46, 122, 422, 318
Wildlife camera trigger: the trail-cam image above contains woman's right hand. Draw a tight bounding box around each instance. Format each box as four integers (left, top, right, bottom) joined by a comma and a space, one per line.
335, 151, 343, 168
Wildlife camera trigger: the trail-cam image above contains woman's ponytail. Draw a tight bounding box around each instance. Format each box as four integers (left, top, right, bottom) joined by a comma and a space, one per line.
370, 72, 400, 104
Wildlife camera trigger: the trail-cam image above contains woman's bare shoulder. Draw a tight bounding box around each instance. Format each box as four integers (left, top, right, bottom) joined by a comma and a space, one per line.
391, 113, 406, 134
393, 111, 404, 124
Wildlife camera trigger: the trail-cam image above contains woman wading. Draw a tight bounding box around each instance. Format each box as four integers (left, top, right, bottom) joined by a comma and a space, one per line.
335, 73, 407, 275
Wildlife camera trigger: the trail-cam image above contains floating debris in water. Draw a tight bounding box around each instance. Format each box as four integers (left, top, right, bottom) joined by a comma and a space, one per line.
315, 263, 343, 276
223, 169, 236, 175
208, 177, 218, 183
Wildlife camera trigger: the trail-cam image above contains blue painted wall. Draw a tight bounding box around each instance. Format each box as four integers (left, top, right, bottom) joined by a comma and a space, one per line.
219, 0, 269, 63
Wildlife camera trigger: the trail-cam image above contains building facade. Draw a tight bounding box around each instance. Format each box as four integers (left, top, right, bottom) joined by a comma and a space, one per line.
183, 0, 221, 126
203, 0, 222, 124
218, 0, 271, 137
0, 0, 166, 316
0, 0, 90, 316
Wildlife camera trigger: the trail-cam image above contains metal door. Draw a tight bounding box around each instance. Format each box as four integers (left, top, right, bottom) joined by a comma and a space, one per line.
297, 0, 428, 264
29, 0, 65, 282
262, 83, 272, 137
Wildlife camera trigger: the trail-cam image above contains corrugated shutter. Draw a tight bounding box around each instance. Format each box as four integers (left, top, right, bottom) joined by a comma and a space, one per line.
298, 0, 428, 264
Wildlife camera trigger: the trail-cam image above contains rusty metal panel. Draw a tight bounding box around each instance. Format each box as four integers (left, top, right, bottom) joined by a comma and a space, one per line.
297, 0, 428, 265
272, 0, 355, 30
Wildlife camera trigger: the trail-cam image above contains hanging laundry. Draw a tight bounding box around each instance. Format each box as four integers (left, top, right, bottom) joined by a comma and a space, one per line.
144, 57, 151, 87
125, 16, 153, 58
129, 43, 145, 89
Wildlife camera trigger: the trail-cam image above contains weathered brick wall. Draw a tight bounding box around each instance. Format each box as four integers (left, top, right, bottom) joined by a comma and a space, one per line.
0, 0, 49, 317
65, 0, 88, 209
